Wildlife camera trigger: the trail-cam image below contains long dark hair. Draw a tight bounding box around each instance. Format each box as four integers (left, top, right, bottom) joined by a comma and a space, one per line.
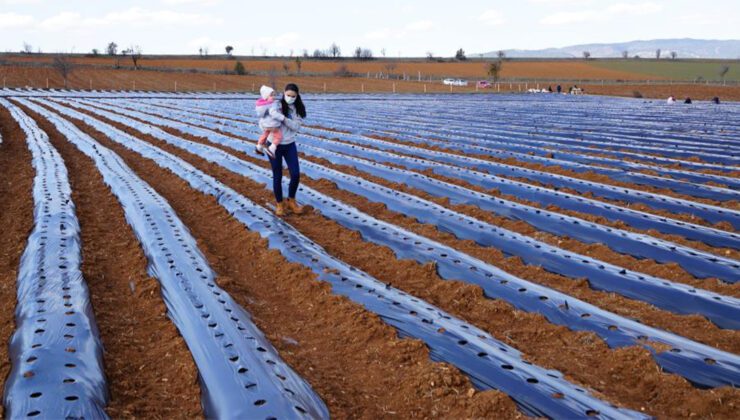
281, 83, 307, 118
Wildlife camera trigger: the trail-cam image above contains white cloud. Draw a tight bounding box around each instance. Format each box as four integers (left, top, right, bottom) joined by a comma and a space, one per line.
0, 0, 41, 4
34, 7, 223, 31
364, 20, 434, 40
541, 1, 662, 25
0, 12, 34, 29
405, 20, 433, 31
478, 9, 505, 26
161, 0, 220, 5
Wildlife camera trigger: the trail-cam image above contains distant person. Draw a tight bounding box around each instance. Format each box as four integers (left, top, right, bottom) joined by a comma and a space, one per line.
684, 97, 692, 104
666, 95, 676, 104
267, 83, 307, 217
556, 84, 562, 94
547, 85, 553, 93
712, 96, 720, 104
255, 85, 286, 159
568, 86, 574, 94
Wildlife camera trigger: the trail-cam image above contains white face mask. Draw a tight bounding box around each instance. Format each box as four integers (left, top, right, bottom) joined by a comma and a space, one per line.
285, 96, 297, 105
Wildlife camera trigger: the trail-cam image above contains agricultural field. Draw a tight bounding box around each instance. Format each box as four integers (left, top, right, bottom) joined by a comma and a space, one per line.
0, 90, 739, 419
592, 60, 740, 82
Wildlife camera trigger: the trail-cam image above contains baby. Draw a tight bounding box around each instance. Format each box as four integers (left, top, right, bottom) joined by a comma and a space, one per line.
255, 85, 285, 158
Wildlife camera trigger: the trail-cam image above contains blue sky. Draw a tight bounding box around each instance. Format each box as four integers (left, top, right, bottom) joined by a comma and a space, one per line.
1, 0, 738, 56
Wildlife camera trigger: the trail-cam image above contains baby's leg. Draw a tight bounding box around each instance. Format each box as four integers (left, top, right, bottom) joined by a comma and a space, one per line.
270, 128, 283, 146
257, 130, 270, 146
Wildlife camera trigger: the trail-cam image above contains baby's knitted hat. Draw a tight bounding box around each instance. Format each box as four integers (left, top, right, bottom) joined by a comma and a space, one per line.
260, 85, 274, 100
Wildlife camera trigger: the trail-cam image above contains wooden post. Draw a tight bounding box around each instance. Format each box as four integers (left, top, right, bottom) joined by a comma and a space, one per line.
323, 82, 327, 92
46, 78, 49, 89
450, 84, 453, 92
424, 84, 427, 93
89, 79, 92, 90
361, 83, 364, 93
392, 82, 396, 93
418, 71, 421, 81
175, 81, 178, 92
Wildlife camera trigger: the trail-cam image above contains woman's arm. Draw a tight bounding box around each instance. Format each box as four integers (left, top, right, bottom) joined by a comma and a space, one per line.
268, 103, 286, 121
283, 116, 303, 131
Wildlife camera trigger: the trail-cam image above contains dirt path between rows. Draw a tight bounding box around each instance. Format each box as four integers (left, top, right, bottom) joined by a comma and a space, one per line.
337, 134, 736, 231
365, 134, 739, 212
18, 103, 204, 418
50, 102, 524, 418
304, 156, 740, 299
0, 105, 35, 418
75, 107, 740, 419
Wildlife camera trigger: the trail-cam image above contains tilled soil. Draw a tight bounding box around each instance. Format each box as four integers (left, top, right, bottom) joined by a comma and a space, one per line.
363, 134, 737, 211
303, 156, 740, 299
43, 101, 524, 418
335, 134, 735, 231
19, 103, 204, 418
0, 105, 35, 418
77, 108, 740, 419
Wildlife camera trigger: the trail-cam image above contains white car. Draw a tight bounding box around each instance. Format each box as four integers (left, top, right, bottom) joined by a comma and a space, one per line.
443, 78, 468, 86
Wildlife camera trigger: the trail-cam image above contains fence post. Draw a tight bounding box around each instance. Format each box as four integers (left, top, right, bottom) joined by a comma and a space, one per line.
361, 83, 364, 93
175, 81, 178, 92
323, 82, 327, 92
392, 82, 396, 93
46, 78, 49, 89
424, 84, 427, 93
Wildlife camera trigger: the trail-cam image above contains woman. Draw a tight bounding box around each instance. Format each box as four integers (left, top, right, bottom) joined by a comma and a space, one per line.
268, 83, 306, 216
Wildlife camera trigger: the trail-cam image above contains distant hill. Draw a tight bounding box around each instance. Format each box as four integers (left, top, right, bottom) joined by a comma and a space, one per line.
481, 39, 740, 59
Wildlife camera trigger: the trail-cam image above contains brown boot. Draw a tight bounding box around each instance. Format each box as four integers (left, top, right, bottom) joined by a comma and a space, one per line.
285, 198, 304, 215
275, 201, 288, 216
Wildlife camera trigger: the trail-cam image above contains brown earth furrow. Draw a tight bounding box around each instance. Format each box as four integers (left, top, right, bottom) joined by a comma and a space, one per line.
38, 100, 524, 419
66, 105, 740, 418
301, 155, 740, 299
0, 105, 36, 418
17, 103, 204, 418
294, 131, 731, 230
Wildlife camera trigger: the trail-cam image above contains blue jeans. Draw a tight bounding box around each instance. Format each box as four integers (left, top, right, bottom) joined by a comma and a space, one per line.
268, 142, 300, 202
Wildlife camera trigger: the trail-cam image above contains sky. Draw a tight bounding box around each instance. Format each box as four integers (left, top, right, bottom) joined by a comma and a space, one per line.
1, 0, 739, 56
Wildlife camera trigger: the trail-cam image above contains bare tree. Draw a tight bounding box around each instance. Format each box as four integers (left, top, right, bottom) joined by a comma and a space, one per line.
129, 45, 142, 69
426, 51, 434, 61
621, 50, 629, 59
203, 47, 209, 58
22, 42, 33, 54
225, 45, 234, 56
582, 51, 591, 60
329, 42, 341, 58
302, 49, 309, 58
497, 50, 506, 60
106, 42, 118, 55
670, 51, 677, 60
381, 48, 386, 58
655, 48, 661, 60
383, 62, 397, 78
53, 55, 75, 88
91, 48, 100, 56
455, 48, 466, 61
353, 47, 373, 60
312, 49, 325, 58
719, 65, 730, 84
295, 57, 302, 74
267, 66, 278, 88
487, 60, 503, 82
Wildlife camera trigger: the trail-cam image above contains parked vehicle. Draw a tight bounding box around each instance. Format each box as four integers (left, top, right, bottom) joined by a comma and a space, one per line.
443, 79, 469, 86
477, 80, 492, 89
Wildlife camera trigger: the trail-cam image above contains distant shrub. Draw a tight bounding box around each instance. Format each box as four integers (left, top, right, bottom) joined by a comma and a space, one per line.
234, 61, 246, 75
632, 90, 643, 98
333, 64, 352, 77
